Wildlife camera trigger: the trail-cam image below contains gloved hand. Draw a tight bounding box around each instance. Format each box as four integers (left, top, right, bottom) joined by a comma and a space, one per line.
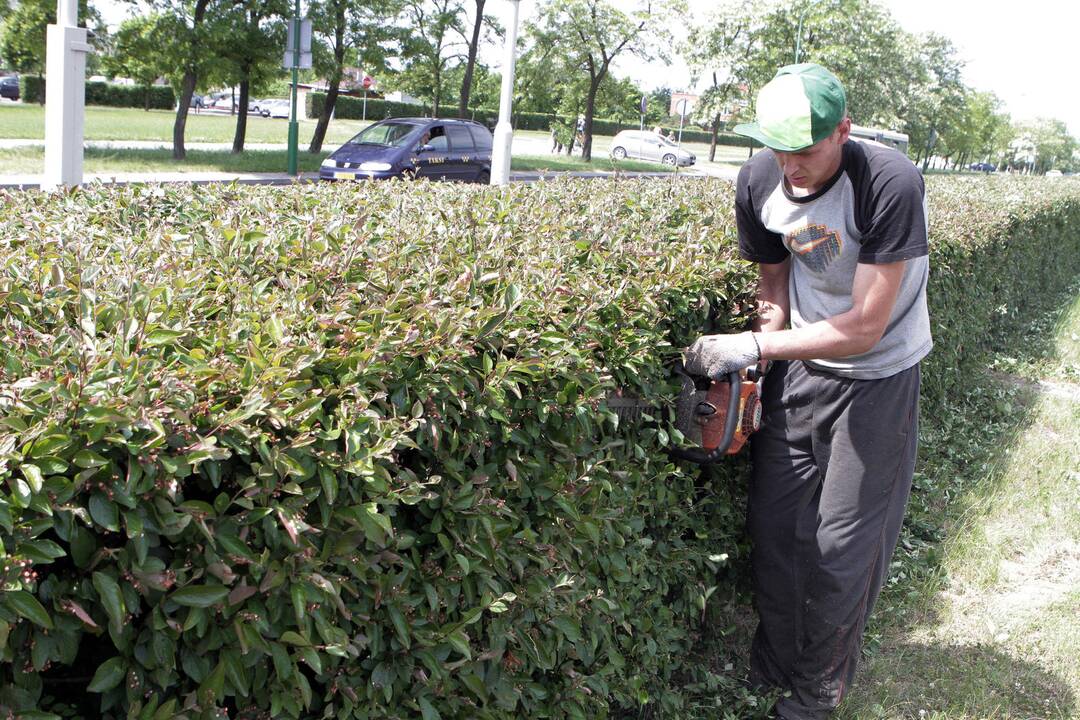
683, 331, 760, 380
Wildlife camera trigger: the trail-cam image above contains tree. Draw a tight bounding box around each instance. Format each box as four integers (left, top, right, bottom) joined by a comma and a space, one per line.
901, 33, 966, 170
0, 0, 100, 102
684, 0, 757, 160
397, 0, 465, 117
0, 0, 51, 87
742, 0, 917, 129
527, 0, 681, 161
456, 0, 498, 118
308, 0, 398, 153
102, 15, 173, 110
204, 0, 287, 153
1019, 118, 1076, 173
136, 0, 222, 159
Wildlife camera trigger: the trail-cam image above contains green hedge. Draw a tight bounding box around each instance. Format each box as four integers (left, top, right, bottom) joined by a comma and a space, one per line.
1, 177, 1079, 720
19, 76, 175, 109
306, 92, 557, 133
305, 92, 756, 146
0, 180, 754, 719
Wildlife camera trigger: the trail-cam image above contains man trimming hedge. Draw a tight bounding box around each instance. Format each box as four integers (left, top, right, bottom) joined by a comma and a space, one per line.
684, 64, 932, 719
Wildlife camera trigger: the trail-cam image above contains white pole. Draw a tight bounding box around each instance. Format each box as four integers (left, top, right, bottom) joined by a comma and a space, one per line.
42, 0, 90, 191
490, 0, 521, 186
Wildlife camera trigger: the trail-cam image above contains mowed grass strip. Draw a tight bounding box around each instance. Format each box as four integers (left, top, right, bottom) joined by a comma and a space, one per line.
0, 104, 372, 144
0, 145, 331, 174
836, 289, 1080, 720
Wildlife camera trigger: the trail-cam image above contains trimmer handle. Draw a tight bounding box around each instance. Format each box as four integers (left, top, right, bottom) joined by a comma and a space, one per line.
670, 369, 741, 465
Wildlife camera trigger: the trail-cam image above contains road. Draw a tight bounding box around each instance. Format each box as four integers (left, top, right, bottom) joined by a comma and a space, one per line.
0, 133, 739, 189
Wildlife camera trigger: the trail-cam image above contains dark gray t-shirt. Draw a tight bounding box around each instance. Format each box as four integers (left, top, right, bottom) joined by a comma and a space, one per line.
735, 139, 932, 379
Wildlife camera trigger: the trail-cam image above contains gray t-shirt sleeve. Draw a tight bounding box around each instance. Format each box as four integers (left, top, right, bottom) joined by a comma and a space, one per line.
735, 155, 788, 264
849, 145, 929, 263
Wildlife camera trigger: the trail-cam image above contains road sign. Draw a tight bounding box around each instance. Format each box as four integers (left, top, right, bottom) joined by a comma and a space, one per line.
639, 94, 647, 115
283, 18, 312, 68
362, 75, 374, 89
675, 98, 691, 117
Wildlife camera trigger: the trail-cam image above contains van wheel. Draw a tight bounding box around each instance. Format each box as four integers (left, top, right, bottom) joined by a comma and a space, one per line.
612, 146, 627, 160
662, 153, 677, 166
477, 170, 490, 185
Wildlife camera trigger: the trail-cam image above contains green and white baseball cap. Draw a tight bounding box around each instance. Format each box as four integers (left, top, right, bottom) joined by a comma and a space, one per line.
733, 63, 847, 152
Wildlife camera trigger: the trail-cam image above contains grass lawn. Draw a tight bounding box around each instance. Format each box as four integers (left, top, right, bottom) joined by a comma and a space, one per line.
0, 146, 330, 174
0, 103, 372, 145
834, 287, 1080, 720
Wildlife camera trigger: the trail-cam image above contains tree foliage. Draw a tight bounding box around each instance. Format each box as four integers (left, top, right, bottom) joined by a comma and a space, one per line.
0, 0, 100, 80
396, 0, 465, 117
102, 15, 176, 110
524, 0, 682, 161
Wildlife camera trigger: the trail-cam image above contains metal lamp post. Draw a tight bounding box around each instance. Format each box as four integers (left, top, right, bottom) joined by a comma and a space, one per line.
42, 0, 91, 191
490, 0, 522, 186
287, 0, 301, 176
794, 0, 823, 64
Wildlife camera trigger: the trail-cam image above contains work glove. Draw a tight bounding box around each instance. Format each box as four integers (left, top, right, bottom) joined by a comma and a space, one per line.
683, 331, 760, 380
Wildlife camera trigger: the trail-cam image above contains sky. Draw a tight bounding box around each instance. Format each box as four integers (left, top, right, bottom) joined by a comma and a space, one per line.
93, 0, 1080, 137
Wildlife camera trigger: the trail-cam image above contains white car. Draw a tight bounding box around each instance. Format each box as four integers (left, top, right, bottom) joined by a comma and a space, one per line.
261, 99, 292, 119
610, 130, 696, 167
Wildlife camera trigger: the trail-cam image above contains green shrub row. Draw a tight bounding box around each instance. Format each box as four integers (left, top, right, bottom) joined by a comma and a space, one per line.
0, 179, 754, 719
305, 92, 759, 146
19, 76, 176, 110
305, 92, 558, 133
1, 176, 1078, 720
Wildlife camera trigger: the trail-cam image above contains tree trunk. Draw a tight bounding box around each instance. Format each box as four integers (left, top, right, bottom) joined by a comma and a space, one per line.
310, 5, 346, 153
144, 85, 151, 112
172, 0, 211, 161
432, 62, 441, 117
174, 71, 197, 160
232, 79, 250, 154
709, 114, 720, 162
310, 78, 341, 153
458, 0, 485, 118
582, 75, 602, 162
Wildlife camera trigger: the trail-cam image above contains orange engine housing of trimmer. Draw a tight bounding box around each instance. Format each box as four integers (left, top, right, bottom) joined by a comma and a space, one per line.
697, 367, 764, 454
673, 363, 766, 464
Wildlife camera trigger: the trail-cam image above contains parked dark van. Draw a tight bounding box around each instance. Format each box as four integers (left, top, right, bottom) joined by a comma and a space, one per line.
320, 117, 493, 183
0, 75, 20, 101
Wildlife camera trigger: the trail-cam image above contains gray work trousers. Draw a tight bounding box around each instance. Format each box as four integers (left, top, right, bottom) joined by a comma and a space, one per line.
747, 360, 920, 719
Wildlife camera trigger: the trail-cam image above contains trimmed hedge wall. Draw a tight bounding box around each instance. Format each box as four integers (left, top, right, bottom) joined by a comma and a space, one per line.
305, 91, 760, 146
1, 177, 1079, 719
306, 92, 557, 133
19, 76, 175, 109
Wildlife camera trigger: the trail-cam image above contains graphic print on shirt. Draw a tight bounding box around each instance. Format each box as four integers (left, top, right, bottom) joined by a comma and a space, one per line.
787, 223, 843, 272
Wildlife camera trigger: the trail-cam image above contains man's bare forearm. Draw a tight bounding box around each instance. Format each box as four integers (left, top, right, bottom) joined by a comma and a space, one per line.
753, 260, 790, 333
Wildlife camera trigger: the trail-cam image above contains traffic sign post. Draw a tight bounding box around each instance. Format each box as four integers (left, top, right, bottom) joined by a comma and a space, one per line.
284, 12, 311, 176
674, 98, 690, 183
362, 75, 373, 121
639, 94, 646, 131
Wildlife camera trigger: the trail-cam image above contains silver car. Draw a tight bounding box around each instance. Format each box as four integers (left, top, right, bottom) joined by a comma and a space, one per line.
610, 130, 696, 167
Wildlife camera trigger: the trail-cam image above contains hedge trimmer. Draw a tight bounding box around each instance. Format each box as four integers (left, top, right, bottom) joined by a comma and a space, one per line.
607, 361, 765, 464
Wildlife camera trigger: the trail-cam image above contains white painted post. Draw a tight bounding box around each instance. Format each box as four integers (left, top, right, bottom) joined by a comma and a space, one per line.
42, 0, 90, 191
490, 0, 521, 186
